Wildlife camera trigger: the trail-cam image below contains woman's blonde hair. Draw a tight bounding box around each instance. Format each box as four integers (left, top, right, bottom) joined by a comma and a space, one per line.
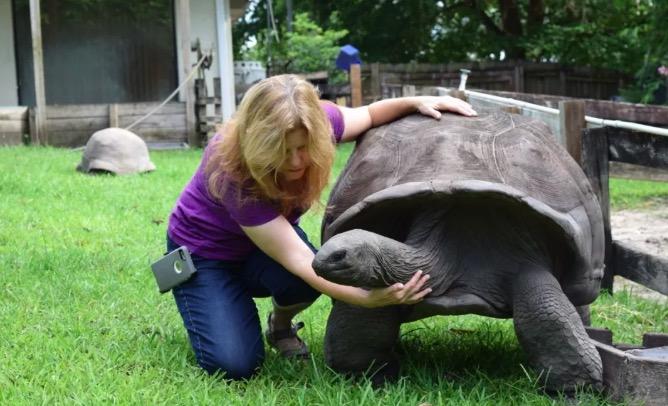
205, 74, 336, 216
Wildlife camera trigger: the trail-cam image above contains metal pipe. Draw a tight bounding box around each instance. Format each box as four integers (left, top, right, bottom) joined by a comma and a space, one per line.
458, 69, 471, 91
459, 89, 668, 137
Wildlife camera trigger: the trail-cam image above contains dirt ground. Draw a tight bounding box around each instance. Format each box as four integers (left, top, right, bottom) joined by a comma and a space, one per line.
610, 206, 668, 303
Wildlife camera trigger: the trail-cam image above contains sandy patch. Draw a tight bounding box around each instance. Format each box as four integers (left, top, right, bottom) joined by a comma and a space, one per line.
610, 207, 668, 303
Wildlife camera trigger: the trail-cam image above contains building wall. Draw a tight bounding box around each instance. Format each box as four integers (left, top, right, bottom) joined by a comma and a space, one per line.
0, 0, 18, 106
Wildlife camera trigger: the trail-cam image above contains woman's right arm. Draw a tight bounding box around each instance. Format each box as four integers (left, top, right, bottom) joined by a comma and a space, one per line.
241, 216, 431, 308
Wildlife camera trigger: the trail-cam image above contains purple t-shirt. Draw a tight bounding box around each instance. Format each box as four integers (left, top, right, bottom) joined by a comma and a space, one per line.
167, 101, 345, 261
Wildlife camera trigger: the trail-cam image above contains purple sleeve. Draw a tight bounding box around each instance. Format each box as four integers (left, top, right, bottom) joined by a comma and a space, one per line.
320, 101, 345, 143
221, 184, 280, 227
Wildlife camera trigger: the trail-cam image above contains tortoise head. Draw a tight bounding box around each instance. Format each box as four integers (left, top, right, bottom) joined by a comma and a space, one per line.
312, 229, 415, 288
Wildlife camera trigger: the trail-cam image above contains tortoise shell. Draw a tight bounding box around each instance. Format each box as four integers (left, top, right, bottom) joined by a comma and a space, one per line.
322, 113, 604, 309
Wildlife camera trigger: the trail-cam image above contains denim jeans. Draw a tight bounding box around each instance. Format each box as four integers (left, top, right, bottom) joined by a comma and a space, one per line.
167, 226, 320, 379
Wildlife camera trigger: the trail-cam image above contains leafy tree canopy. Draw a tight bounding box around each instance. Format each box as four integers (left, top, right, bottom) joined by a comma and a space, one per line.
234, 0, 667, 103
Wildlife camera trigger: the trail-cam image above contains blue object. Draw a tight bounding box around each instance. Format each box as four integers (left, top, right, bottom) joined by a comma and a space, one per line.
166, 226, 320, 379
335, 44, 362, 71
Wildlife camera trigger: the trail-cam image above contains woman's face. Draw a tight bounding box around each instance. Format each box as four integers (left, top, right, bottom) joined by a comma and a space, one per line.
278, 127, 310, 181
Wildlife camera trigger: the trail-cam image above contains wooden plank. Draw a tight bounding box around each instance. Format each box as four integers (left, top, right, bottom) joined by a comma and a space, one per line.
109, 104, 119, 128
47, 131, 95, 147
118, 114, 186, 129
0, 107, 28, 121
175, 0, 197, 146
593, 340, 668, 405
610, 162, 668, 182
369, 63, 381, 102
46, 104, 108, 119
350, 64, 362, 107
560, 100, 586, 162
401, 85, 416, 97
514, 65, 524, 92
606, 128, 668, 169
581, 127, 614, 292
47, 117, 108, 132
0, 121, 28, 133
29, 0, 47, 144
116, 102, 185, 115
612, 241, 668, 296
0, 132, 24, 146
48, 128, 187, 147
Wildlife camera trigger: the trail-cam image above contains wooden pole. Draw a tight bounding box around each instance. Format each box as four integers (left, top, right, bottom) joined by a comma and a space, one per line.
370, 63, 380, 102
109, 104, 119, 128
175, 0, 197, 146
560, 100, 586, 162
29, 0, 46, 145
350, 64, 362, 107
581, 127, 613, 293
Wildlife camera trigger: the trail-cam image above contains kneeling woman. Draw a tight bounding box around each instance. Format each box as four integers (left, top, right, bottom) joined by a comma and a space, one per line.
166, 74, 476, 379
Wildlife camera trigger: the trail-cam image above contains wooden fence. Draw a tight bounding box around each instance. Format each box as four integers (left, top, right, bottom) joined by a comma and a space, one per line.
0, 102, 187, 148
361, 62, 629, 104
582, 128, 668, 294
0, 107, 28, 145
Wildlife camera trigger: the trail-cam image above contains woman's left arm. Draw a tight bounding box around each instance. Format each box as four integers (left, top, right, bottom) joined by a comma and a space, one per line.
339, 96, 477, 142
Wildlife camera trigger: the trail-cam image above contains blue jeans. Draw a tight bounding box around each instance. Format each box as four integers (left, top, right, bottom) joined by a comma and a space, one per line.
167, 226, 320, 379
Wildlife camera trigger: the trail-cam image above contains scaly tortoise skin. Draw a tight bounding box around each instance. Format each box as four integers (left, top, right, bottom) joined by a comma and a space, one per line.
312, 112, 604, 392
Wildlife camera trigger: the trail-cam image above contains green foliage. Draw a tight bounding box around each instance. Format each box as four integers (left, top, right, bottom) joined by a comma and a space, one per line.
14, 0, 173, 26
234, 0, 668, 103
283, 13, 348, 75
236, 5, 347, 81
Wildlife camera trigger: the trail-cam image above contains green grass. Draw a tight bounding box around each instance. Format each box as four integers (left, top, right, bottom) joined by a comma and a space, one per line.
1, 146, 665, 405
609, 177, 668, 210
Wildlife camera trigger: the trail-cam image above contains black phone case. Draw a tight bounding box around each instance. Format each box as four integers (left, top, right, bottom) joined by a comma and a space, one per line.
150, 246, 197, 293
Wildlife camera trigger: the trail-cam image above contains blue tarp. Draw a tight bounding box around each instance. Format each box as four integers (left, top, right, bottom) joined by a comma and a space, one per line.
335, 44, 362, 71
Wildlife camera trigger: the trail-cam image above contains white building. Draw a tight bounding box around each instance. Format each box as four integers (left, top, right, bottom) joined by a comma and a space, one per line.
0, 0, 248, 146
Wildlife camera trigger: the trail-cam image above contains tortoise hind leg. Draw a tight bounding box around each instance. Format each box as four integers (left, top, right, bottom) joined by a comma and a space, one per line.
324, 301, 402, 386
511, 267, 602, 393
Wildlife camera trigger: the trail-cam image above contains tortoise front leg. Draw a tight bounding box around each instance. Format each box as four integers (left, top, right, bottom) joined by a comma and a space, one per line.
511, 267, 602, 393
324, 300, 402, 385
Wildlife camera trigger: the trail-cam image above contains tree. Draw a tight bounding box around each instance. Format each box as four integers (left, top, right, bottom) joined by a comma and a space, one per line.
233, 0, 667, 103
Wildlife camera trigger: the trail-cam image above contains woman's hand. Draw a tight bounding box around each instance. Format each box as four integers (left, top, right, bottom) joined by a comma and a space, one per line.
415, 96, 477, 119
359, 270, 432, 308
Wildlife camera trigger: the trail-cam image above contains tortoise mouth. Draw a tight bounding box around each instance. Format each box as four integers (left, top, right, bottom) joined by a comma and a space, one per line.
323, 180, 602, 306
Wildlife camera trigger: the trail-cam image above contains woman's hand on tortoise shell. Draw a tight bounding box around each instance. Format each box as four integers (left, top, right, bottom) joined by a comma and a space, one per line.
363, 270, 432, 308
415, 96, 477, 119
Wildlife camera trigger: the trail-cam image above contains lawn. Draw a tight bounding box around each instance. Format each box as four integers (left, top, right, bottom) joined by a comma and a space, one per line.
0, 146, 666, 405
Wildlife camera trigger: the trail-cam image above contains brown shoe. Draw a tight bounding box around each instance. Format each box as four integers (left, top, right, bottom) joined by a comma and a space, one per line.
264, 312, 310, 359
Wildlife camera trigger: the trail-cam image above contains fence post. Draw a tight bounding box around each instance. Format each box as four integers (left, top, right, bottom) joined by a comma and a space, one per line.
350, 64, 362, 107
402, 85, 416, 97
560, 100, 586, 162
581, 127, 614, 293
109, 104, 119, 128
514, 65, 524, 93
29, 0, 47, 145
194, 78, 207, 146
175, 0, 197, 146
370, 63, 381, 102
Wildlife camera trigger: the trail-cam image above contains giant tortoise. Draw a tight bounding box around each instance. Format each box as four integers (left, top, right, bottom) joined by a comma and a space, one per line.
312, 112, 604, 392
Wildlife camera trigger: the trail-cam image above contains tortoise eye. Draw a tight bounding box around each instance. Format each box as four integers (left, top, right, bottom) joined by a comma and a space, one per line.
329, 250, 347, 262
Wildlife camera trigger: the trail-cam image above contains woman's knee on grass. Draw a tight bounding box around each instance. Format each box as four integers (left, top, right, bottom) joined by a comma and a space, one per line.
197, 343, 265, 380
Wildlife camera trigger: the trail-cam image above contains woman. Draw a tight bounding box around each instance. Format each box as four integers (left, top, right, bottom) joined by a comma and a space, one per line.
167, 74, 476, 379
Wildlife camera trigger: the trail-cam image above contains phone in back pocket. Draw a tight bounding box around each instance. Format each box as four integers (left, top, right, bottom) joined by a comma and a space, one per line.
151, 246, 197, 293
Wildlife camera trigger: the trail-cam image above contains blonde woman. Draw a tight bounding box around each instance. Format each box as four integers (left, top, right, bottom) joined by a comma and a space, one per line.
167, 74, 477, 379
